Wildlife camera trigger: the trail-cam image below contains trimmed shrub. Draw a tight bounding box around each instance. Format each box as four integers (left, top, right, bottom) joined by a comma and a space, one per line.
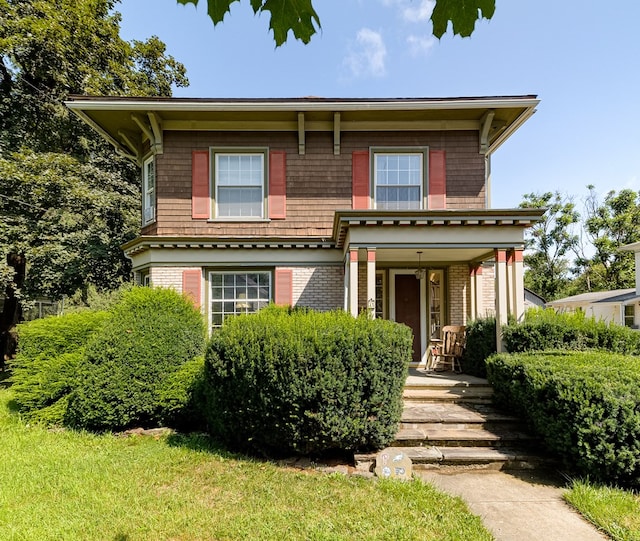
10, 311, 109, 424
460, 316, 496, 378
487, 351, 640, 487
202, 306, 412, 456
157, 356, 206, 431
503, 308, 640, 355
65, 287, 206, 431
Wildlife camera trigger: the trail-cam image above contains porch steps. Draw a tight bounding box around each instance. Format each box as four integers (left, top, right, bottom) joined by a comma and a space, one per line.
355, 371, 548, 473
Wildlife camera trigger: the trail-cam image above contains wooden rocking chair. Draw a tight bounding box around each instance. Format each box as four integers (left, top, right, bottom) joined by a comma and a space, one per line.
430, 325, 466, 373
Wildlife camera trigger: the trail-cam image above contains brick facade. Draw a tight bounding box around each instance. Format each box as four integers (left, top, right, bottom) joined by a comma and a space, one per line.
280, 265, 344, 311
448, 264, 469, 325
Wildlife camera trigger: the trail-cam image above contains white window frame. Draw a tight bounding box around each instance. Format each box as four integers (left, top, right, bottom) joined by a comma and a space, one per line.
624, 304, 635, 328
209, 271, 271, 328
372, 148, 428, 210
142, 155, 156, 225
212, 149, 267, 220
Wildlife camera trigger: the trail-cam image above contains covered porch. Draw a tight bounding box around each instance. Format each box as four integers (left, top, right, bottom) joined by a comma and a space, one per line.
333, 209, 544, 364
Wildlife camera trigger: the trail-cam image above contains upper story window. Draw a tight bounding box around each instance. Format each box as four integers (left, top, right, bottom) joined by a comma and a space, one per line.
373, 150, 426, 210
142, 156, 155, 225
213, 151, 265, 219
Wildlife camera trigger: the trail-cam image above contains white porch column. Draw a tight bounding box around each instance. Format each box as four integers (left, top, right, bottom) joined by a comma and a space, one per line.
495, 249, 509, 352
511, 249, 525, 323
343, 254, 349, 312
506, 250, 515, 317
469, 265, 477, 320
366, 248, 376, 319
349, 248, 359, 317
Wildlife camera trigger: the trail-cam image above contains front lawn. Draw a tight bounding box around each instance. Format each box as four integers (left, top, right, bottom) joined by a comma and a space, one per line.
566, 480, 640, 541
0, 388, 492, 540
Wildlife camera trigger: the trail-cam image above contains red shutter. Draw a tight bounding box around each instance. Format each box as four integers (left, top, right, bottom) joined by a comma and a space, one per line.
192, 150, 210, 219
428, 149, 446, 209
352, 150, 370, 209
274, 269, 293, 306
269, 150, 287, 219
182, 269, 201, 309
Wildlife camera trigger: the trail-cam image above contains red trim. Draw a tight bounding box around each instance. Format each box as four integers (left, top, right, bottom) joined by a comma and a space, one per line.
350, 249, 359, 262
506, 250, 515, 264
475, 265, 483, 275
428, 149, 446, 209
513, 249, 524, 263
182, 269, 201, 309
274, 269, 293, 306
269, 150, 286, 219
367, 250, 376, 262
352, 151, 370, 209
192, 150, 210, 219
495, 250, 507, 263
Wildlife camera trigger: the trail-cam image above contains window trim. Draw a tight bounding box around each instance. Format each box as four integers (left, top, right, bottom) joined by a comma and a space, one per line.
210, 148, 268, 220
208, 269, 272, 329
370, 147, 429, 210
624, 304, 635, 328
142, 155, 156, 225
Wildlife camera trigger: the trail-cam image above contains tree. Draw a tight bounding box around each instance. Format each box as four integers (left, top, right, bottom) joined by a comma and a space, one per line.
519, 192, 580, 301
0, 0, 189, 362
177, 0, 496, 46
574, 186, 640, 292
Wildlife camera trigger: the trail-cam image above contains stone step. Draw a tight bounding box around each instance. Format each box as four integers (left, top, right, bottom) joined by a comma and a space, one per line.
403, 387, 494, 403
401, 403, 520, 428
354, 446, 545, 473
394, 426, 538, 448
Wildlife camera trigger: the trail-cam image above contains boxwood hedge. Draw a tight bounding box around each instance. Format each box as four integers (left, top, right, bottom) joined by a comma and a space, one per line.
487, 351, 640, 487
202, 306, 412, 457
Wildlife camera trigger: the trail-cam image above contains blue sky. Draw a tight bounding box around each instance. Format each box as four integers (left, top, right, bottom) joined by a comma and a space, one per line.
117, 0, 640, 210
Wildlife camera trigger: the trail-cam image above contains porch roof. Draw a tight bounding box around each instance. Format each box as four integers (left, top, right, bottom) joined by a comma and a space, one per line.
333, 209, 545, 261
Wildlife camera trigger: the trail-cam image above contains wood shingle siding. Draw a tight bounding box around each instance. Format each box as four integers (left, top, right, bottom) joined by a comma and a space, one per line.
154, 130, 484, 238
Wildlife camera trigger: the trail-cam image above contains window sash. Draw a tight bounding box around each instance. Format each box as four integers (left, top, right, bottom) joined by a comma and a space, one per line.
143, 156, 155, 224
214, 152, 265, 218
210, 271, 271, 327
374, 152, 423, 210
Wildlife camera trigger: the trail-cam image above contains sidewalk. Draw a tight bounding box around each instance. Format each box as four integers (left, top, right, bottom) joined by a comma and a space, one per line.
417, 469, 608, 541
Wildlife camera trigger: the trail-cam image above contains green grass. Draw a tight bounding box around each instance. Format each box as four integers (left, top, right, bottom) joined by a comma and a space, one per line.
0, 388, 492, 540
566, 480, 640, 541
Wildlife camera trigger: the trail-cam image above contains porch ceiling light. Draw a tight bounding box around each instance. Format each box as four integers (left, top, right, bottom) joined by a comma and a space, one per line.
415, 251, 426, 280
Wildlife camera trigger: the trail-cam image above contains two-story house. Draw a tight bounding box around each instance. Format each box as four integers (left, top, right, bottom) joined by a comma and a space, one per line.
67, 96, 544, 363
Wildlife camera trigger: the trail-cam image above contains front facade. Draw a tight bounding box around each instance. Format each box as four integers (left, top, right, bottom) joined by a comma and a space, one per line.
67, 96, 544, 361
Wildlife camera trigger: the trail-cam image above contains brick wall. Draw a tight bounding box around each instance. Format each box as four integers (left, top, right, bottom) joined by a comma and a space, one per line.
480, 263, 496, 317
279, 265, 344, 311
448, 264, 469, 325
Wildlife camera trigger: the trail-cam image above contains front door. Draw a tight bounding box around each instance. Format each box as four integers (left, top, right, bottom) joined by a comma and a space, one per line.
394, 274, 422, 363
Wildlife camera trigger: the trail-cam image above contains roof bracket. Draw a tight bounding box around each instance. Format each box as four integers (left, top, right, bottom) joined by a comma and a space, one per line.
147, 112, 163, 155
333, 112, 341, 155
479, 110, 495, 154
131, 113, 157, 153
298, 112, 305, 155
118, 129, 141, 161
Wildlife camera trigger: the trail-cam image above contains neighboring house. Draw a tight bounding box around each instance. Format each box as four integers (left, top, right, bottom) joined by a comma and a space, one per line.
547, 242, 640, 329
524, 288, 546, 310
66, 95, 544, 362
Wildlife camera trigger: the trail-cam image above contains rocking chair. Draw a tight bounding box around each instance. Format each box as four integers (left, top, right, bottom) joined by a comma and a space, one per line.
430, 325, 466, 373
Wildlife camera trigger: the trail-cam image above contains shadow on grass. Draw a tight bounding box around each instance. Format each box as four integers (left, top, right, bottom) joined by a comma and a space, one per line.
165, 431, 248, 461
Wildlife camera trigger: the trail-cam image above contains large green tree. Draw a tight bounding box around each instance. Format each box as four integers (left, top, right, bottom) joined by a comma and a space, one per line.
520, 192, 580, 301
177, 0, 495, 46
573, 186, 640, 292
0, 0, 188, 363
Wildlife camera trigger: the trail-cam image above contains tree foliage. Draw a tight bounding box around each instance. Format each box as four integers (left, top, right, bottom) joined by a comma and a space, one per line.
520, 191, 579, 301
177, 0, 495, 46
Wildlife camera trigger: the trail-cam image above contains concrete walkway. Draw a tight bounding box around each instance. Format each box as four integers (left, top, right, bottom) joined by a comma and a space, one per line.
418, 469, 608, 541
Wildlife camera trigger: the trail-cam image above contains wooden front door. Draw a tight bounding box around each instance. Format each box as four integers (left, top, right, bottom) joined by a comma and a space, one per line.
394, 274, 421, 363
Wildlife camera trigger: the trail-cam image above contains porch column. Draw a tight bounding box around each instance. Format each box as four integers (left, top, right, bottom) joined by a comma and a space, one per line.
511, 248, 525, 322
366, 248, 376, 319
349, 249, 359, 317
469, 264, 482, 320
495, 249, 508, 352
469, 265, 477, 320
506, 250, 515, 317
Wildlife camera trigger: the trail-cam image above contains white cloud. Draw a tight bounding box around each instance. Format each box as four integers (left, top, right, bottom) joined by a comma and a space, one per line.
380, 0, 435, 22
343, 28, 387, 78
407, 34, 436, 57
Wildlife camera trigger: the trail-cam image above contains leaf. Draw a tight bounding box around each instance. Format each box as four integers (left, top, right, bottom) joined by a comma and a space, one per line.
260, 0, 321, 46
431, 0, 495, 39
178, 0, 240, 25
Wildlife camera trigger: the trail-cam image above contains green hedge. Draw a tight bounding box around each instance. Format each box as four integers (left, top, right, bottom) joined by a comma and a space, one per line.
65, 287, 206, 431
487, 351, 640, 487
10, 311, 109, 424
503, 308, 640, 354
460, 317, 496, 378
202, 306, 412, 456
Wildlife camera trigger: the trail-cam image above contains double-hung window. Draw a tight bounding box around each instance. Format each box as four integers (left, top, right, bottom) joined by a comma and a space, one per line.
142, 156, 156, 224
214, 151, 265, 218
374, 151, 425, 210
624, 304, 635, 328
210, 271, 271, 327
